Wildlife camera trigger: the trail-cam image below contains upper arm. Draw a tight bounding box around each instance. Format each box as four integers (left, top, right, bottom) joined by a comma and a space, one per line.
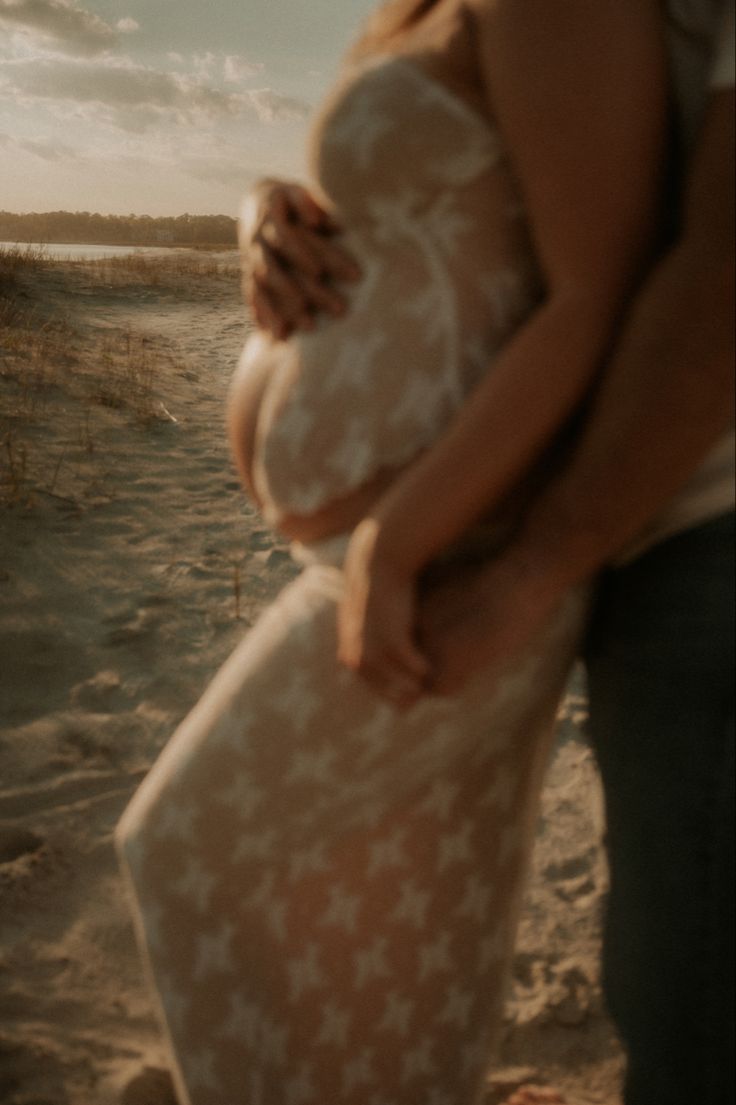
469, 0, 668, 306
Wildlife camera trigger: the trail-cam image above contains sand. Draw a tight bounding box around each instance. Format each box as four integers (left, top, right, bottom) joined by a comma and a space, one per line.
0, 252, 624, 1104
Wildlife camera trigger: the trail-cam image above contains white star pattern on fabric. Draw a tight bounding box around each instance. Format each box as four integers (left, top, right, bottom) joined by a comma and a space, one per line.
276, 404, 317, 460
351, 702, 396, 765
378, 990, 415, 1037
418, 931, 453, 982
456, 875, 494, 924
355, 935, 391, 989
217, 992, 259, 1045
325, 87, 395, 168
173, 856, 217, 913
460, 1038, 492, 1081
481, 761, 518, 813
479, 930, 507, 973
261, 1017, 290, 1067
437, 819, 474, 873
367, 827, 409, 876
325, 419, 375, 483
232, 827, 278, 864
441, 132, 501, 183
320, 883, 361, 933
317, 1000, 352, 1048
287, 942, 326, 1003
273, 670, 323, 734
289, 841, 331, 883
152, 801, 197, 844
498, 821, 522, 868
386, 368, 448, 439
214, 770, 264, 821
263, 894, 288, 943
418, 779, 460, 821
401, 1037, 437, 1084
183, 1047, 218, 1094
285, 744, 338, 787
193, 921, 234, 981
342, 1047, 377, 1093
157, 971, 190, 1034
141, 901, 166, 950
324, 331, 388, 396
437, 984, 474, 1029
423, 193, 474, 255
245, 870, 276, 909
391, 878, 431, 929
284, 1063, 316, 1105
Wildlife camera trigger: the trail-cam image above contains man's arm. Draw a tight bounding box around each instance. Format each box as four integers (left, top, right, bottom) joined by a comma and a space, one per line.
416, 87, 734, 697
513, 87, 734, 591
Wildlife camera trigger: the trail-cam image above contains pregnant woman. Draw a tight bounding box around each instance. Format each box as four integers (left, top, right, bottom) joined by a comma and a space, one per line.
117, 2, 665, 1102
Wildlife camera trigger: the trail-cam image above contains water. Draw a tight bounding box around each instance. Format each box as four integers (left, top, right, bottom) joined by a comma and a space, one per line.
0, 241, 234, 262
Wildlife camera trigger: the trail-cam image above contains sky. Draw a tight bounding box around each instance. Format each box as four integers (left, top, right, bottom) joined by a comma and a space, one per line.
0, 0, 375, 216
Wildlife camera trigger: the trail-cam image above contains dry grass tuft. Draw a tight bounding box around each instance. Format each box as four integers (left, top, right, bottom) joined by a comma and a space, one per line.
0, 244, 49, 300
78, 250, 240, 287
0, 247, 188, 507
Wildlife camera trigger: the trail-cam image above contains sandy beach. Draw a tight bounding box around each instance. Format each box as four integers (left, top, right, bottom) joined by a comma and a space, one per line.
0, 249, 624, 1104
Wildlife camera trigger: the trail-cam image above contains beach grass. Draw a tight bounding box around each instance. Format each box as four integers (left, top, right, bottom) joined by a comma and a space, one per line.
0, 246, 193, 506
74, 249, 240, 287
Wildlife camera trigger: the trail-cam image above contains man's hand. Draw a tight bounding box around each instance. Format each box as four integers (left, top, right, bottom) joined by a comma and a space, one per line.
240, 179, 361, 340
337, 518, 431, 709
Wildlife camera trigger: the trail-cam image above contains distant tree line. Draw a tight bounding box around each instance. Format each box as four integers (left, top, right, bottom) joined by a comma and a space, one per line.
0, 211, 238, 247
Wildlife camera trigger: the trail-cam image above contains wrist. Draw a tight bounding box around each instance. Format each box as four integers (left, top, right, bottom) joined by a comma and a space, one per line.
351, 513, 419, 583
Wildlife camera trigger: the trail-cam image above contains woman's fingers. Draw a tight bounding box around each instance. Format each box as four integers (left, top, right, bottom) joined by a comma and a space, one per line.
354, 655, 426, 711
261, 219, 360, 306
245, 250, 304, 338
241, 180, 361, 333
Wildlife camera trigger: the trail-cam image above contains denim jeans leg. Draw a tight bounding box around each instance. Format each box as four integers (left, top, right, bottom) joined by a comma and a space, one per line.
584, 512, 735, 1105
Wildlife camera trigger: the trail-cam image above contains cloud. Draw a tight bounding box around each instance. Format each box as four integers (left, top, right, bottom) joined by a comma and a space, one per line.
183, 154, 256, 189
223, 54, 263, 85
115, 17, 138, 34
16, 134, 76, 160
0, 55, 311, 132
245, 89, 310, 123
0, 0, 127, 56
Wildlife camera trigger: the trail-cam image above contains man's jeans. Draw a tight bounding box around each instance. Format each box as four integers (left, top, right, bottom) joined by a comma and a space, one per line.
585, 512, 734, 1104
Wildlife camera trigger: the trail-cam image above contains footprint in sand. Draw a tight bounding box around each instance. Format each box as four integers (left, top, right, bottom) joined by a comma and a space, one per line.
0, 827, 44, 865
121, 1066, 178, 1105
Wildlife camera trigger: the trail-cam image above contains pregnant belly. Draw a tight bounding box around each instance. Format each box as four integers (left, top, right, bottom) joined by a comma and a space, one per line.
231, 239, 468, 537
229, 329, 410, 541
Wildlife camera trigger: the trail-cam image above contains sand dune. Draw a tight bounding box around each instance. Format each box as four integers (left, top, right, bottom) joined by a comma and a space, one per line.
0, 251, 623, 1104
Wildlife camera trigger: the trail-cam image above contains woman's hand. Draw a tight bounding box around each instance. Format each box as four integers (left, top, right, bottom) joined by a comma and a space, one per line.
240, 178, 361, 340
337, 518, 431, 709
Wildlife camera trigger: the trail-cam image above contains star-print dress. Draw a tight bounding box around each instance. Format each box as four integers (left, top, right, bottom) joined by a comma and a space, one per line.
116, 53, 588, 1105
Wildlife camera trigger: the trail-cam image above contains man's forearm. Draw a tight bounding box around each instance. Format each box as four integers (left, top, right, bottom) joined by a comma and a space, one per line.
516, 241, 734, 587
514, 89, 735, 587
